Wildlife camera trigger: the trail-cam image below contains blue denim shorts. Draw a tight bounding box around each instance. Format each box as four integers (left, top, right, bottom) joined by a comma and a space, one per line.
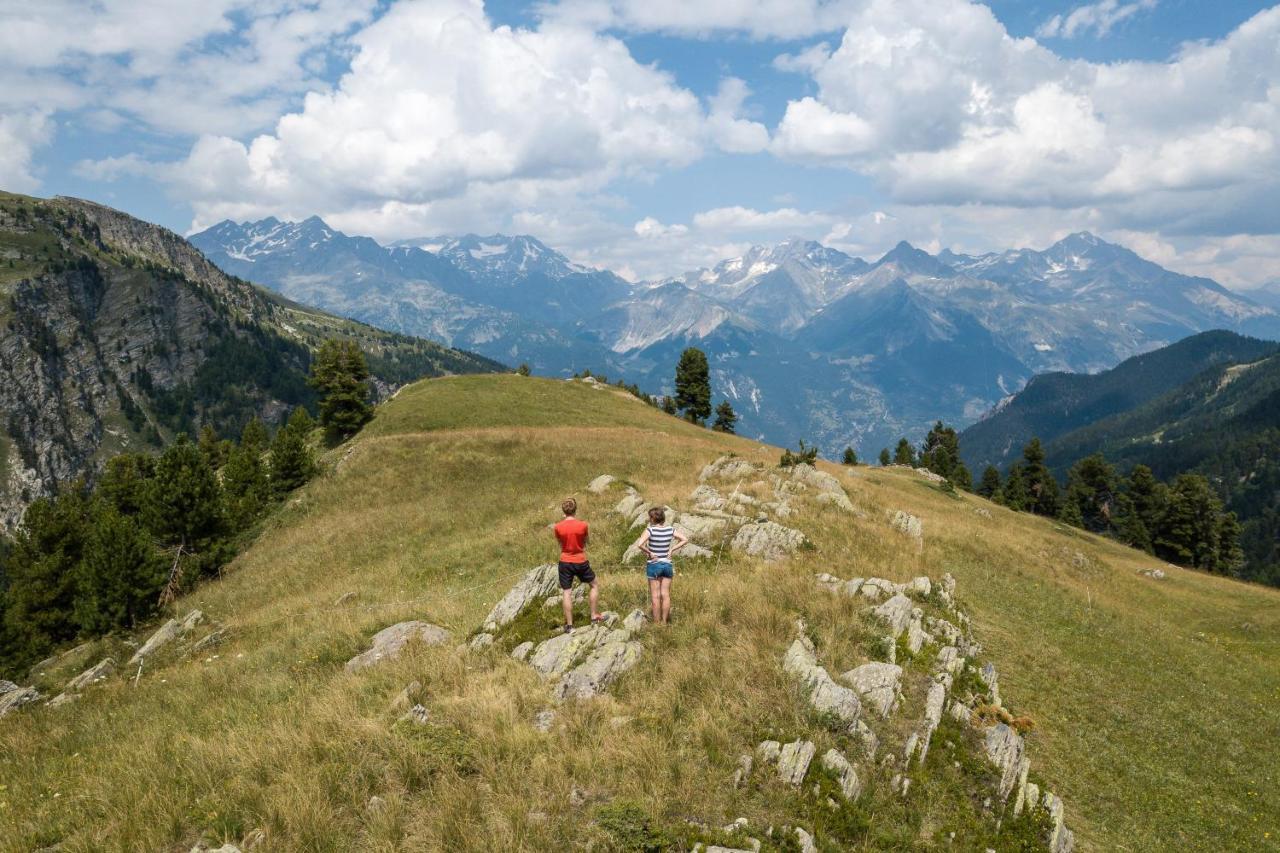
646, 561, 673, 580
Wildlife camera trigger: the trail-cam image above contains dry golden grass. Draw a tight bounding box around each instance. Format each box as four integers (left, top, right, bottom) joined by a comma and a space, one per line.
2, 374, 1278, 851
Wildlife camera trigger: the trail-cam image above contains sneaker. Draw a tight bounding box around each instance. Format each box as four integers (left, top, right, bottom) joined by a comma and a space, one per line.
590, 614, 605, 625
562, 624, 574, 634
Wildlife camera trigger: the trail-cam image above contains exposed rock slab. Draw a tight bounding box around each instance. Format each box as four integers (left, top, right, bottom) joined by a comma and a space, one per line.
556, 635, 642, 700
776, 739, 816, 786
782, 633, 862, 728
345, 621, 451, 673
700, 456, 759, 482
820, 748, 862, 800
66, 657, 115, 692
481, 564, 559, 632
586, 474, 616, 494
872, 594, 915, 637
128, 609, 203, 665
0, 683, 41, 717
731, 521, 807, 561
841, 662, 902, 717
890, 510, 923, 548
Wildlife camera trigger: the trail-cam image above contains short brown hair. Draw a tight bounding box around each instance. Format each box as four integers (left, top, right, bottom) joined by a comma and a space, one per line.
648, 506, 666, 524
562, 498, 578, 516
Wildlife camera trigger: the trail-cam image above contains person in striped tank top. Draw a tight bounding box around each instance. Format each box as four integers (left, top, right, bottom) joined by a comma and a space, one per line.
637, 507, 688, 625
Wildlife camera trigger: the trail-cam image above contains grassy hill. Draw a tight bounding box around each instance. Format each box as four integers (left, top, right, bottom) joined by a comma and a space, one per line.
2, 375, 1278, 851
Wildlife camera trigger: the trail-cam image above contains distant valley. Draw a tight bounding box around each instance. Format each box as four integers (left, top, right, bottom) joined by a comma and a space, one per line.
192, 219, 1280, 456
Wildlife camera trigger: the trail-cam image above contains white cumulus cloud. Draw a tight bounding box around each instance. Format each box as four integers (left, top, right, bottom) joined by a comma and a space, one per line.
1037, 0, 1158, 40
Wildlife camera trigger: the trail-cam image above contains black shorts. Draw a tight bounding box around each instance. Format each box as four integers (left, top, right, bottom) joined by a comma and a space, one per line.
558, 560, 595, 589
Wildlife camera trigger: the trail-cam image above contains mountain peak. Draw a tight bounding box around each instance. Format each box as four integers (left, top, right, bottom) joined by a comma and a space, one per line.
874, 240, 954, 277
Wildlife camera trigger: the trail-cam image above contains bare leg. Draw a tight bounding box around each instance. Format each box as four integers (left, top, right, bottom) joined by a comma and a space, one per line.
562, 588, 574, 627
588, 580, 600, 620
660, 577, 672, 624
649, 578, 662, 622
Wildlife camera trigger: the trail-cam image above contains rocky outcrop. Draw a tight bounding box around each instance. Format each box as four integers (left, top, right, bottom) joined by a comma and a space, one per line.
820, 748, 862, 800
128, 610, 204, 666
345, 621, 451, 673
700, 456, 759, 483
731, 521, 807, 561
0, 681, 42, 717
782, 629, 862, 730
776, 739, 816, 786
842, 662, 902, 717
890, 510, 923, 549
586, 474, 616, 493
480, 565, 559, 633
522, 620, 644, 701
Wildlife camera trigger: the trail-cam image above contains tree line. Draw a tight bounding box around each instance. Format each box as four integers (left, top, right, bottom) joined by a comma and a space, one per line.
0, 339, 374, 676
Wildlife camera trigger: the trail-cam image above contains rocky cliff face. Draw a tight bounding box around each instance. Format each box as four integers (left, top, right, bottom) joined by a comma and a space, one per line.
0, 192, 498, 529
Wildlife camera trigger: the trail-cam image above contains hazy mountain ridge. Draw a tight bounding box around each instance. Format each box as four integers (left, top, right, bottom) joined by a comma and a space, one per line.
191, 219, 1280, 455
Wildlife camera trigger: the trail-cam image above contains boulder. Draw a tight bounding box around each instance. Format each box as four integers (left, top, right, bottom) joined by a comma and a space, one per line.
511, 641, 535, 662
677, 512, 732, 542
949, 701, 972, 725
128, 610, 203, 665
936, 646, 964, 675
924, 682, 947, 730
533, 709, 556, 732
906, 576, 932, 597
622, 609, 647, 632
777, 739, 816, 786
586, 474, 616, 494
556, 636, 643, 700
731, 754, 753, 788
872, 594, 915, 637
783, 634, 862, 728
815, 491, 856, 513
890, 510, 924, 547
730, 521, 807, 561
983, 723, 1025, 800
689, 484, 727, 511
979, 662, 1001, 707
191, 629, 227, 654
756, 740, 782, 764
820, 748, 861, 800
66, 657, 115, 692
1139, 568, 1167, 580
795, 827, 818, 853
905, 615, 931, 654
614, 492, 647, 522
345, 621, 451, 673
528, 625, 611, 679
481, 565, 560, 632
700, 456, 759, 482
841, 662, 902, 717
469, 633, 495, 651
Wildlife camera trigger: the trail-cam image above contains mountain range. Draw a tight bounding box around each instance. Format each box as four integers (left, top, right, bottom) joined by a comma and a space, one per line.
961, 329, 1280, 585
0, 192, 499, 528
192, 219, 1280, 456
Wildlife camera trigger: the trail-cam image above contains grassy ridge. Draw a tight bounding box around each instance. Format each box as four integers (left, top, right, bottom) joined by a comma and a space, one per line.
1, 375, 1277, 851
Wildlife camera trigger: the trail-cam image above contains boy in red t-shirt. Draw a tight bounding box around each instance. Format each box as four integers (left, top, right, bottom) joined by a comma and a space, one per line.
553, 497, 601, 632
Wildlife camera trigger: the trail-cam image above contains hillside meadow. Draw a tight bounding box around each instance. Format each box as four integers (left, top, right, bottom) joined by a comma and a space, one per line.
2, 375, 1277, 851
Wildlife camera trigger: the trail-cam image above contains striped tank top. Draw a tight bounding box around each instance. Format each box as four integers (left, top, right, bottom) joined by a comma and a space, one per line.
647, 525, 675, 562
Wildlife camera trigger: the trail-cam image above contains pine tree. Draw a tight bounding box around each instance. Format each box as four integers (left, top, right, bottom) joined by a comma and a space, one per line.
1125, 465, 1164, 536
1217, 511, 1245, 576
240, 417, 269, 454
198, 424, 226, 469
893, 438, 916, 466
1058, 498, 1085, 528
516, 363, 531, 376
270, 407, 316, 496
978, 465, 1001, 499
223, 425, 270, 530
661, 396, 677, 415
1114, 493, 1153, 553
674, 347, 712, 425
1021, 438, 1060, 517
97, 453, 155, 517
921, 421, 960, 479
143, 434, 225, 560
1062, 453, 1119, 533
711, 399, 738, 434
1001, 464, 1029, 511
2, 490, 90, 664
950, 461, 973, 491
878, 448, 891, 466
842, 447, 858, 466
74, 503, 164, 633
1155, 474, 1224, 572
309, 339, 372, 440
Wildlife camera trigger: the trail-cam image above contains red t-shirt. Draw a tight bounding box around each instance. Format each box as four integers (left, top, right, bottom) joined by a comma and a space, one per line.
554, 517, 589, 563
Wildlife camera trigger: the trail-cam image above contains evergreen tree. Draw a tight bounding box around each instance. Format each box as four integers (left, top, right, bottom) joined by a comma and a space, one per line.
1058, 498, 1085, 528
1001, 464, 1029, 511
223, 424, 270, 529
842, 447, 858, 466
1061, 453, 1119, 533
516, 363, 531, 376
921, 421, 960, 478
893, 438, 916, 466
198, 424, 227, 469
1114, 493, 1153, 553
309, 339, 372, 440
143, 434, 225, 561
74, 503, 164, 633
1021, 438, 1060, 517
1155, 474, 1224, 572
1217, 511, 1245, 576
2, 490, 90, 664
978, 465, 1001, 499
878, 448, 891, 466
240, 417, 269, 454
97, 453, 155, 517
673, 347, 712, 425
950, 461, 973, 492
661, 396, 678, 415
1125, 465, 1165, 536
270, 407, 316, 495
711, 399, 738, 434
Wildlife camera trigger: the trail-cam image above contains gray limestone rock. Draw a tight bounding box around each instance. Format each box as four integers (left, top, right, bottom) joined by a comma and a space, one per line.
345, 621, 451, 673
783, 635, 862, 728
732, 753, 753, 788
586, 474, 616, 494
556, 636, 642, 700
820, 748, 861, 800
906, 576, 932, 597
47, 692, 79, 709
842, 662, 903, 717
980, 662, 1001, 707
873, 594, 915, 637
528, 624, 611, 678
906, 615, 931, 654
890, 510, 923, 547
937, 646, 965, 675
777, 740, 816, 786
731, 521, 807, 561
794, 827, 817, 853
700, 456, 759, 482
614, 491, 647, 522
983, 723, 1025, 801
192, 629, 227, 654
482, 565, 560, 632
66, 657, 115, 692
511, 641, 535, 662
689, 484, 727, 511
756, 740, 781, 764
398, 704, 429, 726
469, 632, 495, 650
128, 609, 203, 665
533, 709, 556, 732
622, 609, 647, 633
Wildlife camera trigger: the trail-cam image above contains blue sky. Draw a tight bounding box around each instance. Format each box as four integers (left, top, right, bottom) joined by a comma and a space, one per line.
2, 0, 1278, 284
